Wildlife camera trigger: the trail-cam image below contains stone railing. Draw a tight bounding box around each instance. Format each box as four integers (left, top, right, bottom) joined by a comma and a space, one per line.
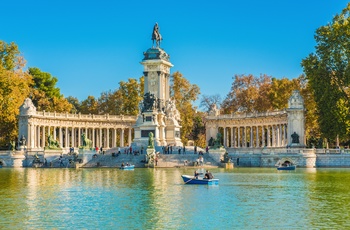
207, 110, 287, 119
32, 111, 136, 121
316, 149, 350, 154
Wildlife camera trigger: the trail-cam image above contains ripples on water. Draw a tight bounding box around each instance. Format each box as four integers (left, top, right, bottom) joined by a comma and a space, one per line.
1, 167, 350, 229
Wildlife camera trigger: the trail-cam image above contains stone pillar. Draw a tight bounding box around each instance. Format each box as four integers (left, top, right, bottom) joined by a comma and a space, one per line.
120, 129, 125, 147
250, 126, 253, 148
42, 126, 46, 148
106, 128, 110, 148
267, 126, 270, 147
230, 127, 234, 148
287, 90, 305, 146
237, 126, 240, 148
65, 127, 69, 148
59, 127, 63, 147
30, 123, 35, 149
99, 128, 102, 148
78, 128, 81, 147
262, 126, 265, 147
37, 126, 40, 148
256, 126, 259, 148
243, 126, 247, 148
72, 127, 75, 148
128, 128, 132, 147
223, 127, 227, 147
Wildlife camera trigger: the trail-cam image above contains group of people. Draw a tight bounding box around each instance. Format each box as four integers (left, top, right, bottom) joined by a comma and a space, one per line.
194, 170, 214, 179
121, 162, 131, 167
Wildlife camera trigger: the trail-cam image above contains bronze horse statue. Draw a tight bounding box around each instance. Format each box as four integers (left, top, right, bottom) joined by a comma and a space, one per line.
152, 23, 162, 47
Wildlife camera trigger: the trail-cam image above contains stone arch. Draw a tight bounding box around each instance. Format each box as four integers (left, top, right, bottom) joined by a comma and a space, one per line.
0, 159, 6, 166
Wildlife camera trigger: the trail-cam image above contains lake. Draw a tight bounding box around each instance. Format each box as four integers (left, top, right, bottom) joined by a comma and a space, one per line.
1, 167, 350, 229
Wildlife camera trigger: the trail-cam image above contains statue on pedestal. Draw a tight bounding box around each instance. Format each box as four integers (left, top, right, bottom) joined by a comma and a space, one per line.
148, 132, 154, 149
291, 132, 300, 144
19, 135, 26, 146
152, 23, 162, 47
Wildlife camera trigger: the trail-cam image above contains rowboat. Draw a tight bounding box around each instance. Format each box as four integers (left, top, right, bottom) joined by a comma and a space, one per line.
120, 165, 135, 170
181, 175, 219, 185
277, 165, 296, 170
276, 158, 296, 170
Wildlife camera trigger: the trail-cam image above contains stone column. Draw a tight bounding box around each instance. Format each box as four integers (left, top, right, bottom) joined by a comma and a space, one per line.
99, 128, 102, 148
72, 127, 75, 148
223, 127, 227, 147
106, 128, 110, 148
59, 127, 63, 147
42, 126, 46, 148
237, 126, 240, 148
78, 128, 81, 147
112, 128, 116, 148
120, 129, 125, 147
37, 126, 40, 148
262, 126, 265, 147
244, 126, 247, 148
230, 127, 234, 148
128, 128, 132, 147
250, 126, 253, 148
65, 127, 69, 148
256, 126, 259, 148
267, 126, 270, 147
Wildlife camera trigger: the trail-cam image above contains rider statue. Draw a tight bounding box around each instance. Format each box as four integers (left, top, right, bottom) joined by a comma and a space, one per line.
152, 23, 162, 47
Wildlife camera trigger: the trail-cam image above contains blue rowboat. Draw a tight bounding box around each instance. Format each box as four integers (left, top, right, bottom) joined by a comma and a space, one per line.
276, 158, 296, 171
277, 165, 296, 170
120, 165, 134, 170
181, 175, 219, 185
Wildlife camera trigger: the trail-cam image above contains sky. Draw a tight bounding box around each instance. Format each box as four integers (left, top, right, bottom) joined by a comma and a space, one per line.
2, 1, 349, 104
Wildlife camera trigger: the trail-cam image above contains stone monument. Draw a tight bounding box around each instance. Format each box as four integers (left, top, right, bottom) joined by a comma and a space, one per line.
133, 23, 183, 148
287, 90, 305, 147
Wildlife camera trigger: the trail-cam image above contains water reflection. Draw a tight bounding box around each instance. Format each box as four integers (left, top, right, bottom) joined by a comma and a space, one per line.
1, 168, 350, 229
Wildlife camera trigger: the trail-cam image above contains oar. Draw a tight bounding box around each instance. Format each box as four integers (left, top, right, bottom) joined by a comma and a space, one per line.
185, 177, 196, 184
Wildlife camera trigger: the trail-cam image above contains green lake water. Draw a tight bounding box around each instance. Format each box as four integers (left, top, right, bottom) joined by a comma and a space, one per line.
1, 167, 350, 229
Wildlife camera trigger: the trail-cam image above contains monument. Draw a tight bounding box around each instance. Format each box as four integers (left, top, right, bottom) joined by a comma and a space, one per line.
133, 23, 183, 149
287, 90, 305, 147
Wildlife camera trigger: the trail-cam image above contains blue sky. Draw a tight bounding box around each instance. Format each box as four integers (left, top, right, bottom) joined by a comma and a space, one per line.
2, 1, 349, 103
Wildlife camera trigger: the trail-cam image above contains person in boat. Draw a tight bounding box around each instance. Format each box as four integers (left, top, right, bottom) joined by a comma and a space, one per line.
126, 162, 130, 166
204, 170, 213, 179
121, 162, 125, 167
194, 170, 200, 179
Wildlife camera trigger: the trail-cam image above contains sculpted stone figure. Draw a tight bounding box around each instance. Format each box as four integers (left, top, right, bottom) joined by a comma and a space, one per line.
48, 135, 60, 149
291, 132, 300, 144
19, 135, 26, 146
148, 132, 154, 149
152, 23, 162, 47
81, 133, 92, 149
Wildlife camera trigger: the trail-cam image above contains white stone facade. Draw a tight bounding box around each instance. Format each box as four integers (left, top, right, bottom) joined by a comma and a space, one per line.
18, 98, 136, 151
206, 90, 305, 148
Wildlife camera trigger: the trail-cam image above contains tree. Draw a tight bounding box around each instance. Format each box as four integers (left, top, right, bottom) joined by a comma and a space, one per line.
28, 67, 72, 112
80, 96, 99, 114
221, 74, 273, 113
0, 41, 32, 146
268, 77, 300, 110
66, 96, 81, 113
302, 3, 350, 142
199, 94, 222, 112
0, 41, 21, 70
170, 71, 200, 144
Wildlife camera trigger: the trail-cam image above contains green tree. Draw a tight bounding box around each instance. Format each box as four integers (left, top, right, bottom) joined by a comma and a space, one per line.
28, 67, 72, 112
170, 71, 200, 144
80, 96, 99, 114
66, 96, 81, 113
301, 3, 350, 142
0, 41, 21, 70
